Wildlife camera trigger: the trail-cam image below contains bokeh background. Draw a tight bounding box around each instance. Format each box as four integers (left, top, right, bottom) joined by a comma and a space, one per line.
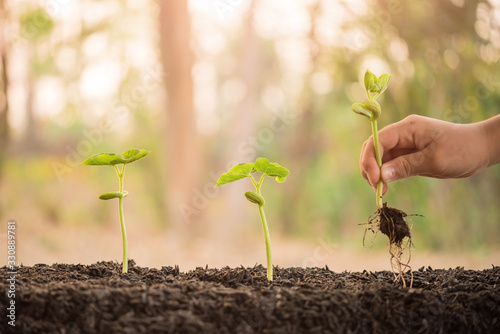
1, 0, 499, 272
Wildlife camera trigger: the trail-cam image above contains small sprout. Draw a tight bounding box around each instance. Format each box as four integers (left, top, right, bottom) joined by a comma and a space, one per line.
216, 157, 289, 282
364, 69, 392, 97
82, 149, 149, 273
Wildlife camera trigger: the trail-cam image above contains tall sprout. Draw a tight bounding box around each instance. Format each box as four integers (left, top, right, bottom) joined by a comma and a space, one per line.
351, 69, 392, 209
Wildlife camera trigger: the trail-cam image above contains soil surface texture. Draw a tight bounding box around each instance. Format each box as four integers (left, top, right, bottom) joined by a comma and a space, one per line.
1, 261, 499, 334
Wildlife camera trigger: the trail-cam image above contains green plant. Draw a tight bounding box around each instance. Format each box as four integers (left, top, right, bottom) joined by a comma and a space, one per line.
216, 157, 290, 281
81, 149, 149, 273
351, 69, 391, 209
351, 70, 414, 287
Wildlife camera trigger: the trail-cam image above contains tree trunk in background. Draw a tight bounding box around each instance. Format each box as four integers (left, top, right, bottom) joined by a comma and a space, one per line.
23, 48, 37, 152
158, 0, 199, 228
221, 0, 259, 241
282, 2, 322, 235
0, 0, 10, 202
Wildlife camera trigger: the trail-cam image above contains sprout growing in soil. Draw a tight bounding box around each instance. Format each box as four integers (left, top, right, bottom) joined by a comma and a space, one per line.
352, 69, 414, 287
216, 157, 290, 282
81, 149, 149, 273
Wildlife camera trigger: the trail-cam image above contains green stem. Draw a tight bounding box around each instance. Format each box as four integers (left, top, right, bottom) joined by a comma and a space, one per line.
249, 175, 258, 189
257, 173, 266, 187
371, 119, 383, 209
115, 165, 128, 273
118, 196, 127, 273
255, 176, 272, 281
258, 204, 272, 281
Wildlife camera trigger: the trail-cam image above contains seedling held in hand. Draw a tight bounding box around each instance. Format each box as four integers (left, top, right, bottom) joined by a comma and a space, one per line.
352, 70, 414, 287
81, 149, 149, 273
216, 157, 289, 282
351, 69, 391, 209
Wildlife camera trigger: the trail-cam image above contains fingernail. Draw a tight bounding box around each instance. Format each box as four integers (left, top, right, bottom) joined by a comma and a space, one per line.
382, 166, 395, 183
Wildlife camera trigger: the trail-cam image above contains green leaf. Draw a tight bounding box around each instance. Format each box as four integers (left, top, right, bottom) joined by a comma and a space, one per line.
81, 149, 149, 166
254, 158, 290, 183
216, 163, 254, 186
364, 69, 377, 93
351, 102, 373, 120
121, 149, 149, 164
376, 74, 392, 95
81, 153, 122, 166
99, 191, 128, 200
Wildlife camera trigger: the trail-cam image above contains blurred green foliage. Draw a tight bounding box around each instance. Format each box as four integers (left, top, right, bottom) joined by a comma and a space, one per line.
3, 0, 500, 256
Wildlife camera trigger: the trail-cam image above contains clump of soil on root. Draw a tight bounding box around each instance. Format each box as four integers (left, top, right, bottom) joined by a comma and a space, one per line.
363, 203, 414, 287
378, 203, 411, 244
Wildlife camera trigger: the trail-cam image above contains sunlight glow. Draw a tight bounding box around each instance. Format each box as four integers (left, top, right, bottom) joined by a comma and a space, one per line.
34, 76, 66, 119
79, 60, 123, 100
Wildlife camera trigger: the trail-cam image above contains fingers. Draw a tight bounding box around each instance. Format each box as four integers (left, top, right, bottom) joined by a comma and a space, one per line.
382, 182, 388, 196
382, 147, 434, 182
360, 114, 427, 188
376, 116, 422, 154
360, 140, 389, 194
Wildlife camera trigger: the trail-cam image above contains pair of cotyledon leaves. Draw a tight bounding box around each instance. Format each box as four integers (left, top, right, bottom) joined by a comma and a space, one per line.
81, 149, 149, 200
81, 149, 149, 166
364, 69, 392, 96
216, 157, 290, 186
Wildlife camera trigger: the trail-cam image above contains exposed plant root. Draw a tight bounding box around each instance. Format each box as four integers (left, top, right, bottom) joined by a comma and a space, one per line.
360, 203, 416, 287
388, 239, 413, 288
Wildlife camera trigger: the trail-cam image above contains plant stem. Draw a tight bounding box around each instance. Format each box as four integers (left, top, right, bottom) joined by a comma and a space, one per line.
115, 165, 128, 273
371, 119, 383, 209
118, 196, 127, 273
249, 175, 258, 188
256, 176, 272, 281
258, 204, 272, 281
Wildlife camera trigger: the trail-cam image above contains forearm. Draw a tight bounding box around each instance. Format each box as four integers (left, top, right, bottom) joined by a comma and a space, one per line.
481, 114, 500, 167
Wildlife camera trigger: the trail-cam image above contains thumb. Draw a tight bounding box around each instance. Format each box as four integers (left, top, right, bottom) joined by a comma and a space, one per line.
381, 152, 425, 183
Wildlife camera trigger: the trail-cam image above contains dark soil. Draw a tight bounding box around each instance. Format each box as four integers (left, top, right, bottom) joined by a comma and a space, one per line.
378, 203, 411, 245
1, 261, 499, 334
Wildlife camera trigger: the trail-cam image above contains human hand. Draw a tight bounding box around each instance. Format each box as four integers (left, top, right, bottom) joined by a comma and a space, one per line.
360, 114, 492, 194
